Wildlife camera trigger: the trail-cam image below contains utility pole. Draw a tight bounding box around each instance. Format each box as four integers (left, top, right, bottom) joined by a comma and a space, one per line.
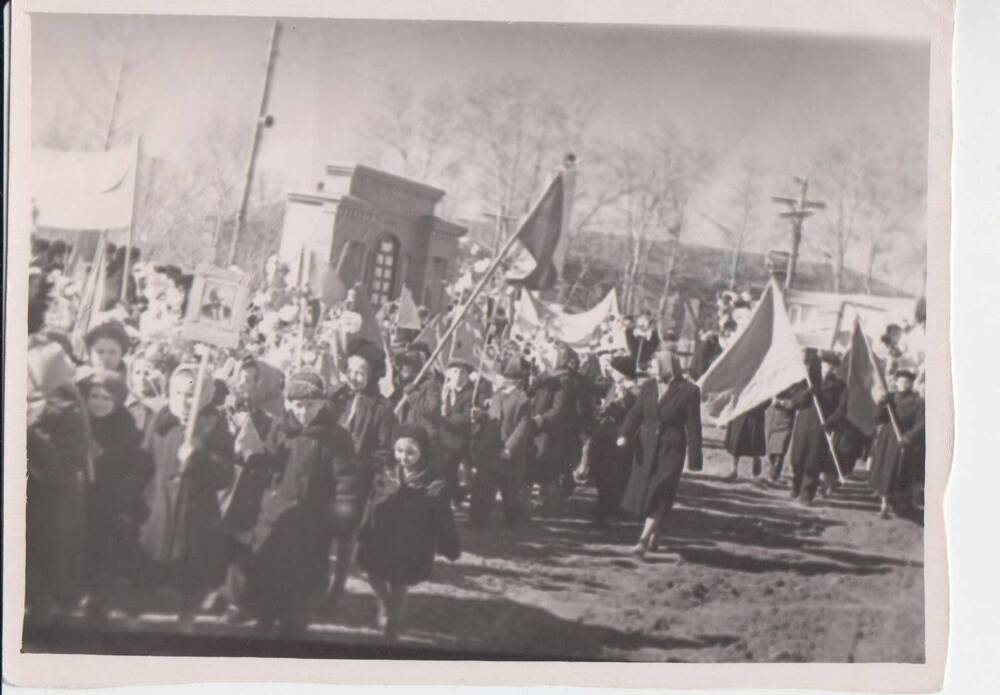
771, 176, 826, 290
226, 21, 280, 267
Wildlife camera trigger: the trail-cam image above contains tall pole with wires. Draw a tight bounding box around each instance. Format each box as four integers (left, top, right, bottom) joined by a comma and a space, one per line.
771, 177, 826, 291
226, 21, 280, 267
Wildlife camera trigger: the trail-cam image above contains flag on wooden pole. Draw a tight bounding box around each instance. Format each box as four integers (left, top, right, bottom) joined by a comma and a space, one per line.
697, 279, 807, 424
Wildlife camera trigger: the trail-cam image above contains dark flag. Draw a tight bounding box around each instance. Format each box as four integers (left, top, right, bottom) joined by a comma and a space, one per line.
505, 172, 565, 290
840, 316, 887, 437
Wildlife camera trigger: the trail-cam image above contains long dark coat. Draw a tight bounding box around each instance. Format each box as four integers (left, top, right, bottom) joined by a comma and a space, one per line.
439, 381, 477, 455
528, 370, 581, 483
357, 469, 461, 586
689, 335, 722, 381
250, 407, 356, 600
788, 372, 844, 476
86, 407, 151, 578
26, 382, 92, 606
589, 382, 638, 512
868, 391, 926, 496
724, 402, 767, 457
138, 406, 234, 591
394, 375, 443, 443
618, 377, 703, 516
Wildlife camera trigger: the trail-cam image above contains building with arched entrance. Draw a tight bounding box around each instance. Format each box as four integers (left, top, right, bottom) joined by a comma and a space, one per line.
278, 164, 466, 313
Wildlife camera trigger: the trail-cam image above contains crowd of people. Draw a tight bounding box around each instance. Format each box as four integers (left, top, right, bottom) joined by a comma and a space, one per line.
24, 238, 928, 643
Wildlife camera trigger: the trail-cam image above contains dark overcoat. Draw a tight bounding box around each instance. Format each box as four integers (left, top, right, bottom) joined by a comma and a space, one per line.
618, 377, 703, 516
470, 384, 534, 477
868, 391, 926, 495
138, 406, 234, 590
528, 370, 581, 481
589, 383, 638, 507
788, 372, 844, 475
438, 381, 477, 455
219, 408, 275, 536
250, 407, 356, 598
765, 384, 802, 456
394, 375, 443, 442
357, 470, 461, 586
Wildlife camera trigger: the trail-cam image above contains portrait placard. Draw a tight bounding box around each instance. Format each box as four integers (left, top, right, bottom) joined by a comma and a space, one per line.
181, 264, 250, 350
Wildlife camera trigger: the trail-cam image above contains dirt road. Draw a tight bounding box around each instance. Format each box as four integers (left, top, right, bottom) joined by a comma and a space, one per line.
34, 446, 923, 663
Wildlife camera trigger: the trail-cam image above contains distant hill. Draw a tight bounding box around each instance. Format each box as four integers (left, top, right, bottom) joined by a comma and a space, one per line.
561, 231, 910, 313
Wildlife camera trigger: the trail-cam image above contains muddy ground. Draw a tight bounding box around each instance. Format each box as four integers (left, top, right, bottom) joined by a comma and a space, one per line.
27, 441, 924, 663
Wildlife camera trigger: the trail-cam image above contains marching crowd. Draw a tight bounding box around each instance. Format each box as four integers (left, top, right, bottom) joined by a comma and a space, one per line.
25, 238, 927, 643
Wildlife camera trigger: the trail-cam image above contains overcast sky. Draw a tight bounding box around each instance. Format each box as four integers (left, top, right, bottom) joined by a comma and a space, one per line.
32, 14, 930, 264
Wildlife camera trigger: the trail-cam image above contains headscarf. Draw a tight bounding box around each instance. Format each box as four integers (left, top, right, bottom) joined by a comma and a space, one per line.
390, 423, 435, 487
168, 363, 215, 419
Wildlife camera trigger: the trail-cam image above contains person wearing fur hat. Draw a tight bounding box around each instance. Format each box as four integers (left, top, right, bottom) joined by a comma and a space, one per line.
867, 369, 926, 520
138, 364, 235, 630
77, 369, 151, 622
529, 343, 584, 512
468, 357, 534, 527
84, 320, 131, 374
588, 354, 640, 527
357, 424, 460, 641
616, 347, 703, 558
325, 338, 397, 610
246, 370, 356, 636
787, 350, 846, 505
26, 331, 93, 624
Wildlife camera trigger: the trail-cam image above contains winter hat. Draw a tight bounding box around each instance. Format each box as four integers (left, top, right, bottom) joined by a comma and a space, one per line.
392, 423, 431, 461
286, 370, 326, 401
80, 369, 129, 410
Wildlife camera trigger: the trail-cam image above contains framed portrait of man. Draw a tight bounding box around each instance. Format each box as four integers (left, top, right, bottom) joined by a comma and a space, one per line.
182, 264, 249, 350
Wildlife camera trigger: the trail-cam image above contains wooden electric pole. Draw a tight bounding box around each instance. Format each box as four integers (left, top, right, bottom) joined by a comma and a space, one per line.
226, 21, 280, 267
771, 176, 826, 290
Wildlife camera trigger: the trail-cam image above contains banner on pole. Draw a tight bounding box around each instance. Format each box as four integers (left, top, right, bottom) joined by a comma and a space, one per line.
32, 140, 139, 231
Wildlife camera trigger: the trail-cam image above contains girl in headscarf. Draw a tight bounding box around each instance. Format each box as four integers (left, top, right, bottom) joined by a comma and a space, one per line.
77, 369, 151, 622
138, 363, 234, 630
357, 424, 460, 641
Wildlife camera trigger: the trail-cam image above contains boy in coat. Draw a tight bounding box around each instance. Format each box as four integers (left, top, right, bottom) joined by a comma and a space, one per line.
468, 357, 534, 527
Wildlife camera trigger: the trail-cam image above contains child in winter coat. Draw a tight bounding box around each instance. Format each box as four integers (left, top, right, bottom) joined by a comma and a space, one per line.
78, 369, 150, 621
357, 424, 460, 641
138, 363, 234, 629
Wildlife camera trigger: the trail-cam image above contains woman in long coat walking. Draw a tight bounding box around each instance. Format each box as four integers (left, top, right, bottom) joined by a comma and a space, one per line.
787, 351, 844, 504
763, 383, 802, 483
139, 364, 234, 626
589, 355, 639, 527
617, 348, 703, 557
722, 402, 768, 480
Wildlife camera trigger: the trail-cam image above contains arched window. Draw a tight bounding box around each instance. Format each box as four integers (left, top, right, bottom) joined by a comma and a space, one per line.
369, 235, 399, 306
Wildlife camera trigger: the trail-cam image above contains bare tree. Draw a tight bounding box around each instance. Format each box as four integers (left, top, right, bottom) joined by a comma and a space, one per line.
699, 157, 767, 291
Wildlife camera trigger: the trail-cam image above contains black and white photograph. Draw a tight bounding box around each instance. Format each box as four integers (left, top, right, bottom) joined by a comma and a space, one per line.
5, 0, 955, 690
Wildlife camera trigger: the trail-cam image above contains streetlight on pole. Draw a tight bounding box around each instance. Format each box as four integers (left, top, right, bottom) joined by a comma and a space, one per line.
771, 176, 826, 290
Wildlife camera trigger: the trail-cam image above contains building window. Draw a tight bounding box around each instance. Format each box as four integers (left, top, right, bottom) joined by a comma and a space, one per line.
369, 235, 399, 306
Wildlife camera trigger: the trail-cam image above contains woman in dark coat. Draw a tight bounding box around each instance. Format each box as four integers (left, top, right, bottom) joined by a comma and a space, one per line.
617, 348, 703, 557
26, 335, 92, 622
722, 402, 768, 480
138, 364, 234, 627
357, 424, 460, 641
325, 338, 397, 609
77, 370, 150, 621
867, 369, 926, 519
248, 371, 356, 636
689, 331, 722, 381
589, 355, 639, 527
